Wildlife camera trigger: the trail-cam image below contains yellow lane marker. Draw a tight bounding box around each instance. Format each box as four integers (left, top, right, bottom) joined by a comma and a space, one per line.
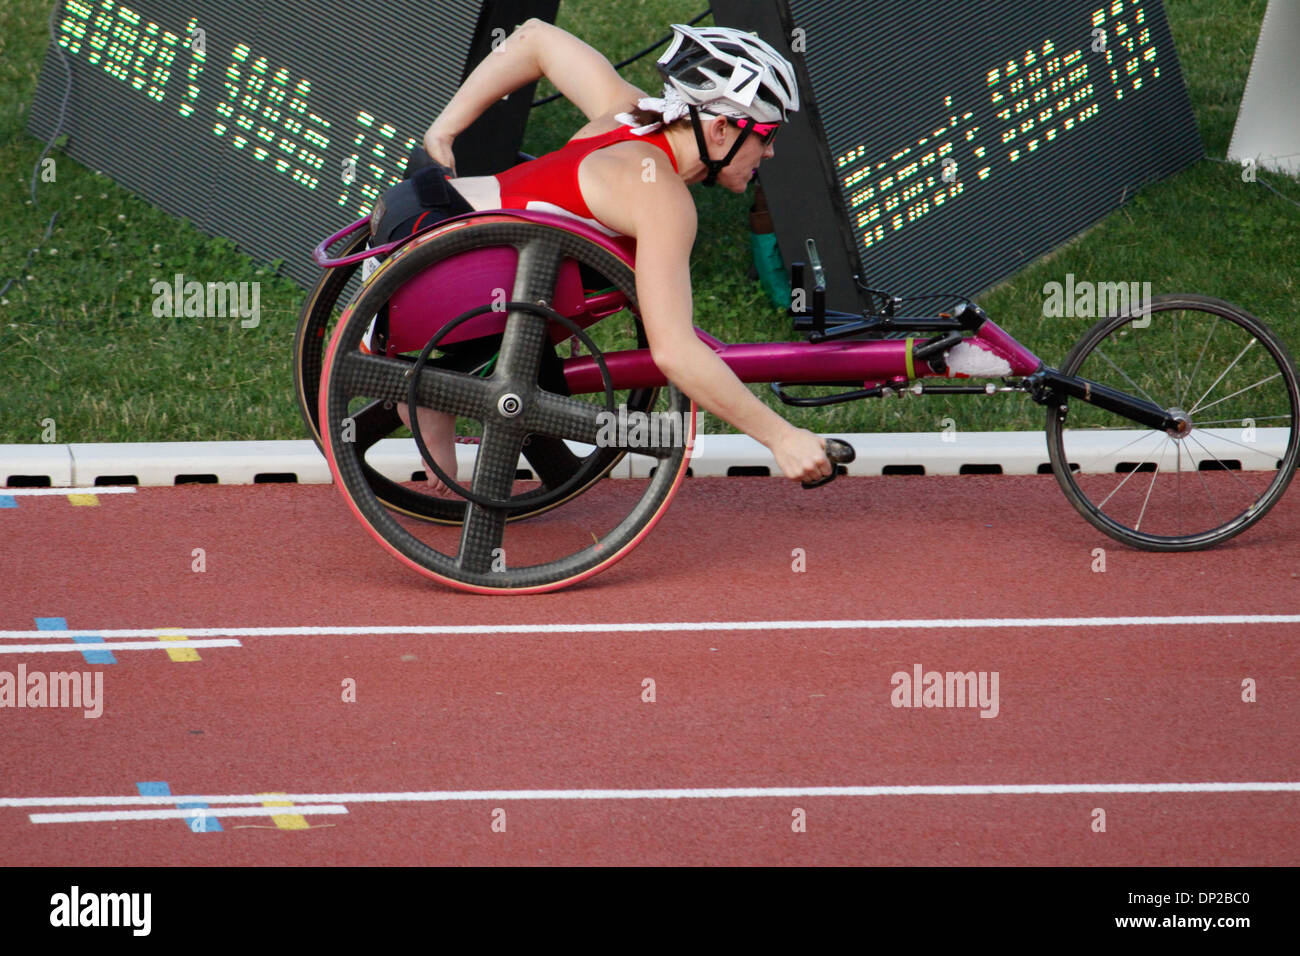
258, 792, 310, 830
157, 628, 201, 663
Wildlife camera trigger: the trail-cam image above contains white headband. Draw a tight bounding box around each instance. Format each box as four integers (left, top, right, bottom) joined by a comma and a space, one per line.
615, 85, 739, 136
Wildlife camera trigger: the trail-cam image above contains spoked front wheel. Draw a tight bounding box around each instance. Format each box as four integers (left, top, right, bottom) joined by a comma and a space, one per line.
1046, 294, 1300, 550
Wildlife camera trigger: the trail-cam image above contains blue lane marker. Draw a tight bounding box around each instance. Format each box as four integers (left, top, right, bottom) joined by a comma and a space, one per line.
137, 780, 222, 833
36, 616, 115, 665
0, 496, 16, 508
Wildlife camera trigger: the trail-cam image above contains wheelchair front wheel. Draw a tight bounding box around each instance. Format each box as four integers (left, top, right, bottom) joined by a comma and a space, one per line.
1046, 294, 1300, 550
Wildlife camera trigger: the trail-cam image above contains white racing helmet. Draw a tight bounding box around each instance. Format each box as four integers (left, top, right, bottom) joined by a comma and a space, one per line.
652, 23, 800, 185
657, 23, 800, 124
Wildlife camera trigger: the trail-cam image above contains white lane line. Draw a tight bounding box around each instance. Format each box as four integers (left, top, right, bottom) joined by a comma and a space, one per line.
0, 640, 242, 654
2, 486, 137, 496
5, 782, 1300, 809
30, 805, 348, 824
1, 614, 1299, 640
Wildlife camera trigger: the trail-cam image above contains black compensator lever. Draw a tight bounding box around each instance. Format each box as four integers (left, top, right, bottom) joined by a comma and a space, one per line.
802, 437, 857, 489
789, 260, 805, 315
806, 238, 827, 336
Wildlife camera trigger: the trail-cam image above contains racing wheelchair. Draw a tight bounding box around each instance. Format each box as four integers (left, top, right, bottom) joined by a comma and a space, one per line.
296, 172, 1299, 594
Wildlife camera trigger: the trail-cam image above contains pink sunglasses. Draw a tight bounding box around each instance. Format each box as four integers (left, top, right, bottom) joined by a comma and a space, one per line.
728, 116, 781, 145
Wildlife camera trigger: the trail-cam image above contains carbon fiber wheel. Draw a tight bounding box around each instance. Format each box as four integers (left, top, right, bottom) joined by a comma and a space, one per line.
319, 217, 695, 593
293, 226, 368, 451
297, 215, 661, 525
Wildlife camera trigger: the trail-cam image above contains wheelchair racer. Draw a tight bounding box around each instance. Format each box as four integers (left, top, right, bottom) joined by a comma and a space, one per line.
387, 20, 833, 492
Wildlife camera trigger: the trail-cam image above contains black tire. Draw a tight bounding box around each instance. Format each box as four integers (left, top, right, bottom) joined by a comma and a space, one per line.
1046, 294, 1299, 550
293, 227, 367, 448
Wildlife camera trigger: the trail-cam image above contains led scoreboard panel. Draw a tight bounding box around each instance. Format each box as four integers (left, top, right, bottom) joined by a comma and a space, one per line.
712, 0, 1203, 311
27, 0, 557, 288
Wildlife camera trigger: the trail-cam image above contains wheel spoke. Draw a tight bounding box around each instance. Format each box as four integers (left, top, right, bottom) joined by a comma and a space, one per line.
337, 350, 494, 420
1176, 441, 1182, 534
1189, 370, 1281, 416
1180, 314, 1220, 407
1189, 428, 1276, 456
335, 350, 411, 403
522, 435, 584, 489
1193, 415, 1290, 426
513, 236, 566, 304
1171, 312, 1180, 411
410, 364, 497, 420
1191, 451, 1225, 527
494, 308, 550, 386
1190, 337, 1256, 414
1070, 427, 1164, 469
1067, 424, 1177, 431
625, 410, 692, 460
494, 240, 566, 383
1135, 462, 1160, 531
524, 391, 687, 460
457, 503, 509, 574
1187, 433, 1258, 501
348, 400, 403, 452
1092, 347, 1160, 408
525, 392, 606, 446
456, 423, 524, 573
1096, 434, 1167, 509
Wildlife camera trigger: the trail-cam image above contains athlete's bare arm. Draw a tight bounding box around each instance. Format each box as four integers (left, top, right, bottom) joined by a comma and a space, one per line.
424, 19, 644, 170
591, 153, 831, 484
417, 20, 831, 484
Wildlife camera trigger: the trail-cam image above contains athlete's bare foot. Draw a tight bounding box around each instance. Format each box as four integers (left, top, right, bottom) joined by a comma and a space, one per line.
397, 403, 458, 495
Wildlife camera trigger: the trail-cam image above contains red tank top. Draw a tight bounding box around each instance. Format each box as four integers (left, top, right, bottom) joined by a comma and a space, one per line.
494, 124, 679, 236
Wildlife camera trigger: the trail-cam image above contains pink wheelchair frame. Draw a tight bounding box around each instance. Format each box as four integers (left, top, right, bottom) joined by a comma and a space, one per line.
298, 207, 1298, 594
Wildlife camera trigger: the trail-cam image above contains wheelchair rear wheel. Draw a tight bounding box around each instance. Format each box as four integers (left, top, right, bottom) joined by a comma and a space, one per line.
318, 216, 695, 592
296, 215, 664, 526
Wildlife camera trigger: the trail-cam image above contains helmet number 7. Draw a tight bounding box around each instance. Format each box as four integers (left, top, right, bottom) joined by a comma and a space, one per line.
726, 59, 762, 106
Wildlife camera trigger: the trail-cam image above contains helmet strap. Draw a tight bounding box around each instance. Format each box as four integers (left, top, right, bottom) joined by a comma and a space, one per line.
688, 106, 752, 188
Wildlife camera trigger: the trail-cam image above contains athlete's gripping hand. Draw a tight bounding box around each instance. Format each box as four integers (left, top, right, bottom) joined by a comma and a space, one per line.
770, 427, 832, 484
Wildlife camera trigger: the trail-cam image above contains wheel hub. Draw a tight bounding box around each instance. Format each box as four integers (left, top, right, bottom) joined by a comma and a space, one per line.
1164, 407, 1194, 439
497, 392, 523, 418
404, 300, 617, 509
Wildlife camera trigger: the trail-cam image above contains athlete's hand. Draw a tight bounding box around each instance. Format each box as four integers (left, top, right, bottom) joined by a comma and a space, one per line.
771, 427, 832, 484
423, 124, 458, 177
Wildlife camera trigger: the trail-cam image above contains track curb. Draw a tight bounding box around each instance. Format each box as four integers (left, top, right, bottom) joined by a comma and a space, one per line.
1, 428, 1285, 487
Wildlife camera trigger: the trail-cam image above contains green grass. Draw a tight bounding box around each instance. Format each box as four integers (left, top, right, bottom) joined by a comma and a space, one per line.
1, 0, 1295, 444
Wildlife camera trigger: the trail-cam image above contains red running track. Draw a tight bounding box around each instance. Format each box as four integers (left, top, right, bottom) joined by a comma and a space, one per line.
0, 474, 1297, 865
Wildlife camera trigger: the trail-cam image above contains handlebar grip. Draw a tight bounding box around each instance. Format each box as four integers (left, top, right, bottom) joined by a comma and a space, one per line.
801, 438, 856, 489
